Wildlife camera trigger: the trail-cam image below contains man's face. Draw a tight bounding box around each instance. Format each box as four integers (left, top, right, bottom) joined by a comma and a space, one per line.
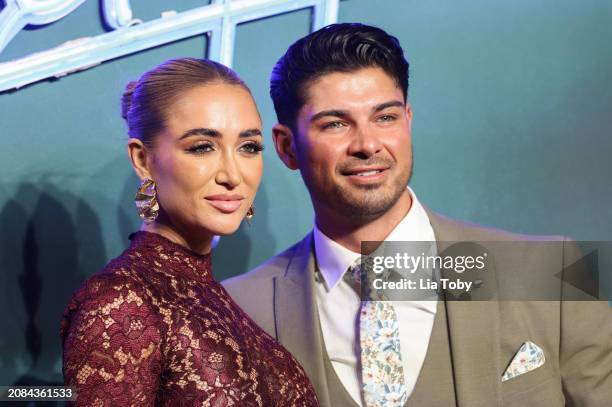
291, 67, 413, 221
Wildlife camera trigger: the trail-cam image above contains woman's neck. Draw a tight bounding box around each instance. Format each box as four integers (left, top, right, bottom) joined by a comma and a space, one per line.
141, 220, 213, 255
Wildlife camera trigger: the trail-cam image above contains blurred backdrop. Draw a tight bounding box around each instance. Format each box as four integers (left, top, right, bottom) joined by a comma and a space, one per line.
1, 0, 611, 388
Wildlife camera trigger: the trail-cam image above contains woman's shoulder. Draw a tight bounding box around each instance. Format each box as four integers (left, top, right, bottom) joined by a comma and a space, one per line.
61, 254, 158, 338
61, 255, 166, 405
71, 255, 146, 301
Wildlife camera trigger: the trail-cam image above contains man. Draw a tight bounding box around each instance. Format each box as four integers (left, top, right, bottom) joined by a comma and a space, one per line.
223, 23, 611, 406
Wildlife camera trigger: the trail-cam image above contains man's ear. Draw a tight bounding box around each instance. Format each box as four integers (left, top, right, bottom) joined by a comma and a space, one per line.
127, 138, 154, 180
405, 102, 413, 126
272, 124, 299, 170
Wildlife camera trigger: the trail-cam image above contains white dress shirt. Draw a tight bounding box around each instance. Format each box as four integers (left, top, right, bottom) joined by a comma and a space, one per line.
313, 188, 437, 405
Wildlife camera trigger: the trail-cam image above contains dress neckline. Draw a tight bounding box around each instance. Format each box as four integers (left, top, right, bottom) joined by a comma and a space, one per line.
128, 230, 213, 282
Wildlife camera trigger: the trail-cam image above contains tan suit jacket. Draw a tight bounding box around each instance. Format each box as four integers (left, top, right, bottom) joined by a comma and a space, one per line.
222, 211, 612, 406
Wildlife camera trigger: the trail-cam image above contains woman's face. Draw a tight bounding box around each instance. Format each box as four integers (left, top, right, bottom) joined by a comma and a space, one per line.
147, 83, 263, 238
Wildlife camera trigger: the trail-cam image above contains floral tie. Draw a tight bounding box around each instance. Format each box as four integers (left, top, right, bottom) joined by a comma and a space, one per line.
346, 258, 408, 407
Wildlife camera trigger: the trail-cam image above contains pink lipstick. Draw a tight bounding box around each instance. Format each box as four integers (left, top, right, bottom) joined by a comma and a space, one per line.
205, 194, 244, 213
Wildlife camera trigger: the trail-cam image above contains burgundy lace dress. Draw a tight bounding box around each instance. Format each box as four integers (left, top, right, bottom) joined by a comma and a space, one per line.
61, 231, 319, 406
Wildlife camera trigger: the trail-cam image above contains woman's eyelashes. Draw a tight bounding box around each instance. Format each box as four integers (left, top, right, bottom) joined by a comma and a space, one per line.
186, 142, 215, 154
185, 140, 264, 155
238, 141, 264, 154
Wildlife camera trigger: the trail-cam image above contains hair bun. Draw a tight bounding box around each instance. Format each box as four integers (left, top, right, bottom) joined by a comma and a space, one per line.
121, 80, 138, 121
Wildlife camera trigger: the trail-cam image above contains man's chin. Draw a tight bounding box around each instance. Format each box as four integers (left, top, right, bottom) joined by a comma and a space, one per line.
334, 182, 409, 217
340, 178, 389, 191
335, 194, 396, 218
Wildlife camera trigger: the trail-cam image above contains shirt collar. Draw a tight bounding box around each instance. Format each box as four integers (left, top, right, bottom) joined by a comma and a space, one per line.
313, 187, 435, 292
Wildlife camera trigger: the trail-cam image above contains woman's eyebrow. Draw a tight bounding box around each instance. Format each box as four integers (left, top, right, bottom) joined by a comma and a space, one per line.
179, 128, 221, 139
179, 128, 261, 140
239, 128, 262, 138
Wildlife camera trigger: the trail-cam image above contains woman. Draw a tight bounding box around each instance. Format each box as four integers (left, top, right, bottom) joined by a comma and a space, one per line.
61, 58, 319, 406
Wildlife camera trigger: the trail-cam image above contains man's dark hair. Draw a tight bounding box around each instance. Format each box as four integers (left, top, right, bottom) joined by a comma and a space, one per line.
270, 23, 409, 132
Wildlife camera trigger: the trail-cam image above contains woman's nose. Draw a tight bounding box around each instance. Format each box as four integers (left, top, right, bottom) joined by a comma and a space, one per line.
215, 154, 242, 188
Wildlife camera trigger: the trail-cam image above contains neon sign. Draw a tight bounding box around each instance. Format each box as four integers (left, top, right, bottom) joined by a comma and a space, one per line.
0, 0, 339, 92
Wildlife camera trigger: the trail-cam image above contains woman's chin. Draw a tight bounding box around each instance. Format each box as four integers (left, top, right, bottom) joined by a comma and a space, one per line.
203, 220, 245, 237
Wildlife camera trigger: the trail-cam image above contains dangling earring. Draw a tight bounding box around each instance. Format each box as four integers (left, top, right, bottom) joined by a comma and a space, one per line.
245, 205, 255, 225
134, 178, 159, 222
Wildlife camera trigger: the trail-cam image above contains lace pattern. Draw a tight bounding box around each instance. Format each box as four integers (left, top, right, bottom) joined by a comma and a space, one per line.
61, 231, 319, 406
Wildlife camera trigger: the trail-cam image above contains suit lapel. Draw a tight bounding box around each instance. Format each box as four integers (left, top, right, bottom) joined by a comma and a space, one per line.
428, 211, 502, 407
273, 211, 503, 406
273, 233, 332, 406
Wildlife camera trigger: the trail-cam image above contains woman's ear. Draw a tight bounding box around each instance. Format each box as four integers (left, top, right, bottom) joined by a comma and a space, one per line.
127, 138, 154, 180
272, 124, 299, 170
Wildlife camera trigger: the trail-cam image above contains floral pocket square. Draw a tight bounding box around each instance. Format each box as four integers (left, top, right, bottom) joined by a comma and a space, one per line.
501, 341, 545, 382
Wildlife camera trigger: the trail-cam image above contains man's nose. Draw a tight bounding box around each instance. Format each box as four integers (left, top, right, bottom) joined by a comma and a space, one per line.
347, 126, 382, 158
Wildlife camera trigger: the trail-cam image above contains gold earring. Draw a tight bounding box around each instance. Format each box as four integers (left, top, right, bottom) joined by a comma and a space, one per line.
245, 205, 255, 225
134, 178, 159, 222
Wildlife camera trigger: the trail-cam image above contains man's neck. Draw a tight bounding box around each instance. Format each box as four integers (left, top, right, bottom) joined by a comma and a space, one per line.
315, 190, 413, 253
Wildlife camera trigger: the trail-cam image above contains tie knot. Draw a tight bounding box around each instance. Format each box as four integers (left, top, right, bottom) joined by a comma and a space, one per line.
345, 257, 380, 299
344, 257, 365, 283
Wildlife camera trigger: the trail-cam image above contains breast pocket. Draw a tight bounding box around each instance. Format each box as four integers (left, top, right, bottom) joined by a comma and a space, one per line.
501, 362, 565, 407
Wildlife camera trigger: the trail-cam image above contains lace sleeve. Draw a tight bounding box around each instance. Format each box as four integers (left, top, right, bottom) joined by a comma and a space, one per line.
62, 275, 163, 406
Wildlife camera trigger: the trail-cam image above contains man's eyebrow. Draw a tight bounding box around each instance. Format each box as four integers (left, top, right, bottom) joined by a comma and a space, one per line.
309, 101, 405, 122
239, 128, 262, 138
373, 100, 405, 112
179, 128, 220, 139
310, 109, 350, 122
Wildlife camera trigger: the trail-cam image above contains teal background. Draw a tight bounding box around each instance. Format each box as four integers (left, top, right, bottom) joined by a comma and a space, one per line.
1, 0, 611, 387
